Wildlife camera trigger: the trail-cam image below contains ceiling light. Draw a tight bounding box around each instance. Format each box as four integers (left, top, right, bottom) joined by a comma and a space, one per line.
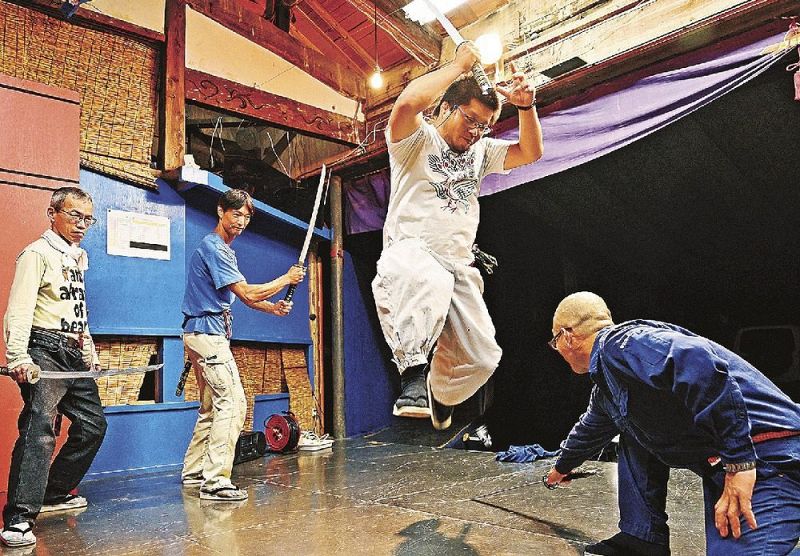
475, 33, 503, 65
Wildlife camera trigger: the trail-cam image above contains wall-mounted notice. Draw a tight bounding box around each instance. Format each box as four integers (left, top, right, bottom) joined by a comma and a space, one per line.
107, 209, 170, 260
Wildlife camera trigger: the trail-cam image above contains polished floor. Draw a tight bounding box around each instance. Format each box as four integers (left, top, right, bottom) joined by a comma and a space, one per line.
1, 431, 723, 556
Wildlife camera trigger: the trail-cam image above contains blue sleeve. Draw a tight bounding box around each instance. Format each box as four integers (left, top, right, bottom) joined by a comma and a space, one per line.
203, 245, 245, 291
554, 387, 619, 474
606, 331, 756, 464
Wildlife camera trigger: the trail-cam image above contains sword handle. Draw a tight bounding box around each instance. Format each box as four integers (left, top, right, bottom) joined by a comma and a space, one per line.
0, 365, 40, 383
471, 61, 492, 94
283, 284, 297, 303
175, 361, 192, 397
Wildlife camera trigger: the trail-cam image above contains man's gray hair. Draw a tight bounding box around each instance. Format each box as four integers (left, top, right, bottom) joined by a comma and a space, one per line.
553, 291, 615, 336
50, 187, 92, 211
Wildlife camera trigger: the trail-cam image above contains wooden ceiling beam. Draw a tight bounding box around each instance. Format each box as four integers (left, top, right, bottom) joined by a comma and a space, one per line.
343, 0, 441, 67
186, 68, 363, 145
294, 3, 371, 72
186, 0, 366, 101
302, 0, 376, 70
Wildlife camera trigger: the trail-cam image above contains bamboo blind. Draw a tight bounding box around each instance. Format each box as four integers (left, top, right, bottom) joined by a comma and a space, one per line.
0, 2, 159, 188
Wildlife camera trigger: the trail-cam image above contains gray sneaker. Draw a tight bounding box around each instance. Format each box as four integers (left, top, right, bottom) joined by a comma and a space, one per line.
393, 365, 430, 417
40, 494, 88, 513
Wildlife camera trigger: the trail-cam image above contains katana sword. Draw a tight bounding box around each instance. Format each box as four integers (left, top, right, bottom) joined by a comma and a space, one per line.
419, 0, 493, 94
0, 363, 163, 384
283, 163, 327, 303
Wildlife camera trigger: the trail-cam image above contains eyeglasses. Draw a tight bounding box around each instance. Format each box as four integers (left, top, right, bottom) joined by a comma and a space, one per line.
59, 210, 97, 227
455, 105, 492, 136
548, 328, 566, 351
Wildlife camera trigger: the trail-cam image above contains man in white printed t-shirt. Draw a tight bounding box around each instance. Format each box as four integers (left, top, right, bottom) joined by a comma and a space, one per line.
372, 42, 544, 430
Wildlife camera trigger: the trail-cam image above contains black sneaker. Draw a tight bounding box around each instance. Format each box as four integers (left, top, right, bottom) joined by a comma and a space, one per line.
426, 373, 453, 430
393, 365, 430, 418
584, 532, 670, 555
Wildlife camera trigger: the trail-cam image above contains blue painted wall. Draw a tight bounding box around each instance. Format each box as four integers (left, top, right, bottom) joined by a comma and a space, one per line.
77, 171, 326, 476
342, 251, 395, 436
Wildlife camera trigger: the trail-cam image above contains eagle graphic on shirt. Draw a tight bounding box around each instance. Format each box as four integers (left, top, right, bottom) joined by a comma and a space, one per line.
427, 149, 478, 214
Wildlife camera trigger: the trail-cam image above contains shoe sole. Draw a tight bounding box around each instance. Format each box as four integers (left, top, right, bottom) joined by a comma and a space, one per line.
199, 491, 248, 501
0, 537, 36, 548
39, 503, 88, 513
298, 442, 334, 451
426, 374, 451, 430
392, 405, 431, 418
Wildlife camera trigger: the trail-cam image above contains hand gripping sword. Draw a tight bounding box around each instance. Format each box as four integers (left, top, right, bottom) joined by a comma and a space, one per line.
419, 0, 493, 94
1, 363, 163, 384
283, 164, 327, 303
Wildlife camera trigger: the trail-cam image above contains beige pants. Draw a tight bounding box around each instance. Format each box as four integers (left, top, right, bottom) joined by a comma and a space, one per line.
372, 238, 502, 406
182, 333, 246, 491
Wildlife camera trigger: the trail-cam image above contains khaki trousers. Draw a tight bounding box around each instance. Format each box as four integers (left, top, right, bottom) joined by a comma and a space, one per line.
372, 238, 502, 406
182, 333, 246, 490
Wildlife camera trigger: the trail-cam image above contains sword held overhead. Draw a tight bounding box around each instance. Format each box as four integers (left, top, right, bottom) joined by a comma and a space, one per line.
419, 0, 493, 94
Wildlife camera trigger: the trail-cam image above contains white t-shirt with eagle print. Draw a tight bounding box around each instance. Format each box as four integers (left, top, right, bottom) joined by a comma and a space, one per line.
384, 120, 512, 265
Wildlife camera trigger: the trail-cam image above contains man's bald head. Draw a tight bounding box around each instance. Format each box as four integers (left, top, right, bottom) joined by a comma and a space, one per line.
553, 292, 614, 336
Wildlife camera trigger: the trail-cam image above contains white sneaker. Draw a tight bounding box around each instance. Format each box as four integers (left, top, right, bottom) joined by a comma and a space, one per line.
297, 431, 334, 451
0, 522, 36, 547
40, 494, 88, 513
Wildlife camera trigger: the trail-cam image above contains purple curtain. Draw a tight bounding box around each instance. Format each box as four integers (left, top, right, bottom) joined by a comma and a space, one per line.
347, 22, 789, 234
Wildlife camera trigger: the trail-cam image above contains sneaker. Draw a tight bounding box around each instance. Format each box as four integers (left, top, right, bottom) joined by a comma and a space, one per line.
199, 486, 248, 502
393, 364, 430, 418
0, 522, 35, 547
584, 532, 670, 555
40, 494, 88, 513
181, 476, 203, 486
297, 431, 334, 451
426, 373, 453, 430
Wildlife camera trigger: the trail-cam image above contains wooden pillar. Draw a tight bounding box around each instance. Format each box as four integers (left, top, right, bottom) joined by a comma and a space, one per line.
329, 174, 346, 438
162, 0, 186, 171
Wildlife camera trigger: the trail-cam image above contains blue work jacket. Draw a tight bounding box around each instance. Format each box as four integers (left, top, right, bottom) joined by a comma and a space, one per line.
555, 320, 800, 473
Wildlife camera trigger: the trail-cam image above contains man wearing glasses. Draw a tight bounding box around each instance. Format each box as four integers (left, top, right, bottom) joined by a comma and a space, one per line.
2, 187, 107, 548
545, 292, 800, 555
372, 41, 543, 429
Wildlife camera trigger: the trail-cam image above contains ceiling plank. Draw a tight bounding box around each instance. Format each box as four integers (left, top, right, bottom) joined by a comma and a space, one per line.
186, 0, 366, 101
343, 0, 441, 67
302, 0, 376, 70
294, 3, 370, 71
186, 68, 363, 144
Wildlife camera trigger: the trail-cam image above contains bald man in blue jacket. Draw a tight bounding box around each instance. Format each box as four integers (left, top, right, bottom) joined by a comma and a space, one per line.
545, 292, 800, 556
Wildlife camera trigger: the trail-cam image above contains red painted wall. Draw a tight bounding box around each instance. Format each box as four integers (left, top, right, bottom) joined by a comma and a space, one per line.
0, 74, 80, 493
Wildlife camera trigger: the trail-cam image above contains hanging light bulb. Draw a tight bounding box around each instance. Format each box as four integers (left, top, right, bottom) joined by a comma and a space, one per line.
368, 0, 383, 90
370, 69, 384, 89
475, 33, 503, 65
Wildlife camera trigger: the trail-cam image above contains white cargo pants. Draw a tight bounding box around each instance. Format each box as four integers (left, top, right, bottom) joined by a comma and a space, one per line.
372, 238, 502, 406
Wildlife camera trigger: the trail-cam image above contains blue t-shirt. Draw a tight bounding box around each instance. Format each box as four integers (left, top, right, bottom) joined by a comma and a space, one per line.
181, 233, 245, 335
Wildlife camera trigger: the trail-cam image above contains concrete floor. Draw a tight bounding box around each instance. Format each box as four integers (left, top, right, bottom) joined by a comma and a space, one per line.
2, 434, 721, 556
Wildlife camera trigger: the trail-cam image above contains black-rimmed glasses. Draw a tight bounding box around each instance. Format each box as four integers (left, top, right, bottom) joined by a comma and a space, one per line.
548, 328, 566, 351
59, 210, 97, 227
455, 105, 492, 136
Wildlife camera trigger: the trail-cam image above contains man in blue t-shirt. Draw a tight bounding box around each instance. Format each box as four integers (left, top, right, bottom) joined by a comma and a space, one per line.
545, 292, 800, 555
181, 189, 304, 502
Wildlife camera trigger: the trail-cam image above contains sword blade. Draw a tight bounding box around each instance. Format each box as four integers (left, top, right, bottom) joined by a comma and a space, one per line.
1, 364, 163, 380
297, 164, 327, 265
419, 0, 463, 43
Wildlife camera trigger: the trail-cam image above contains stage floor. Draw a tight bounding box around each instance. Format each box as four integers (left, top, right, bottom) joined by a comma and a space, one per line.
4, 437, 745, 555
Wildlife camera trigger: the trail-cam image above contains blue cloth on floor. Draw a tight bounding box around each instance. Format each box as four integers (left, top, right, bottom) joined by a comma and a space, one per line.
495, 444, 560, 463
